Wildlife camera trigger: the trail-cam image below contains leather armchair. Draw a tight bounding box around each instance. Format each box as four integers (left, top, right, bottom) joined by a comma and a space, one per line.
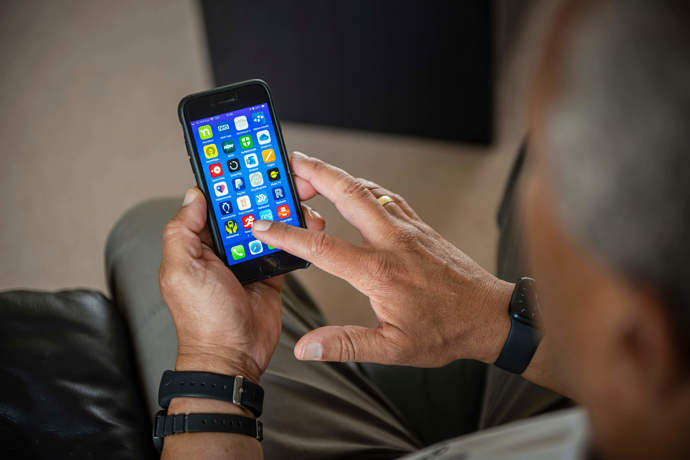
0, 289, 155, 459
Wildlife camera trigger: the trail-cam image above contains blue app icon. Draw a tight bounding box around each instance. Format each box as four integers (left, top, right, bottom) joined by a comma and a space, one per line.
233, 177, 246, 192
255, 192, 268, 206
244, 153, 259, 168
259, 209, 273, 221
251, 111, 265, 124
248, 240, 264, 255
219, 200, 233, 215
272, 186, 285, 200
217, 122, 231, 134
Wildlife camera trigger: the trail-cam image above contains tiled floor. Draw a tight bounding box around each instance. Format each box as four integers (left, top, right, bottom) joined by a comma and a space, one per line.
0, 0, 536, 326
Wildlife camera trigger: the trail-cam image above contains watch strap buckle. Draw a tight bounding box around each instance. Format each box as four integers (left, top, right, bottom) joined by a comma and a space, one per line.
232, 375, 244, 407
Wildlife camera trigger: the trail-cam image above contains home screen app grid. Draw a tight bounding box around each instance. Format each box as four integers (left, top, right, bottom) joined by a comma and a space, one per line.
190, 103, 297, 265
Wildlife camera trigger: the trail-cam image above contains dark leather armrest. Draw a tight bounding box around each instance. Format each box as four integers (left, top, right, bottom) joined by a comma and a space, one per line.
0, 290, 155, 459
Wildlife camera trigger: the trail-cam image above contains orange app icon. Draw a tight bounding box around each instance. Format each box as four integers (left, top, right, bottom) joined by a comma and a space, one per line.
277, 204, 291, 219
261, 148, 275, 163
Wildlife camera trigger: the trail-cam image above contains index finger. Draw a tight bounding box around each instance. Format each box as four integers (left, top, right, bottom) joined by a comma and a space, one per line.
290, 152, 395, 242
251, 220, 373, 290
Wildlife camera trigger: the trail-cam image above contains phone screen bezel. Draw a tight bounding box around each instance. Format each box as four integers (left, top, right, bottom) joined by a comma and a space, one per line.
179, 79, 309, 284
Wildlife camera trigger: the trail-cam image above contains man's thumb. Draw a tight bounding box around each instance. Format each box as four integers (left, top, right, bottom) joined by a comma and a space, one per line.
294, 325, 384, 363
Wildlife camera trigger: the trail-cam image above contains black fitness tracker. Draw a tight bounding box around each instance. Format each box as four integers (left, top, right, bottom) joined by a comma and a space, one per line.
494, 277, 542, 374
152, 410, 263, 452
158, 371, 264, 418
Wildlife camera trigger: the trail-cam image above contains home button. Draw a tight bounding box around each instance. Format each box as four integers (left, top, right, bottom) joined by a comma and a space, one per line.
259, 256, 281, 276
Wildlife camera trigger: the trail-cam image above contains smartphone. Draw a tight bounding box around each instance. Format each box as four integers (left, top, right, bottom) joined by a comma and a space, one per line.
178, 79, 309, 284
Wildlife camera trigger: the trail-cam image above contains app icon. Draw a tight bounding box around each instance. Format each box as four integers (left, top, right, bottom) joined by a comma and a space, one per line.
198, 125, 213, 139
240, 135, 253, 149
267, 168, 281, 181
261, 149, 275, 163
232, 177, 246, 192
224, 219, 238, 234
234, 116, 248, 131
204, 144, 219, 159
217, 122, 231, 134
227, 158, 241, 172
251, 111, 265, 124
249, 172, 264, 187
230, 244, 245, 260
277, 204, 291, 219
214, 181, 229, 197
209, 162, 223, 177
256, 130, 271, 145
222, 139, 236, 154
272, 186, 285, 200
236, 195, 251, 211
244, 153, 259, 168
242, 214, 256, 229
267, 244, 276, 250
255, 192, 268, 206
248, 240, 264, 255
219, 201, 233, 215
259, 209, 273, 221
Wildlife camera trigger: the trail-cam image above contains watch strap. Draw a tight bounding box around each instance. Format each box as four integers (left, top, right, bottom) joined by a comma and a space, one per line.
152, 410, 262, 452
158, 370, 264, 418
494, 316, 541, 374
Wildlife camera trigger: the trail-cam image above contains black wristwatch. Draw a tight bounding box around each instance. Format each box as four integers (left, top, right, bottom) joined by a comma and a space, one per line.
154, 371, 265, 452
158, 370, 264, 417
494, 277, 542, 374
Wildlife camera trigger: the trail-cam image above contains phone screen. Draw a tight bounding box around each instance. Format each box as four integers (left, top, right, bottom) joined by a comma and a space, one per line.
189, 103, 299, 265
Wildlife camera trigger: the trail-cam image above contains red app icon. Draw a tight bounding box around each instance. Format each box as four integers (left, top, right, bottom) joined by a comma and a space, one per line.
242, 214, 256, 229
277, 204, 291, 219
209, 162, 223, 177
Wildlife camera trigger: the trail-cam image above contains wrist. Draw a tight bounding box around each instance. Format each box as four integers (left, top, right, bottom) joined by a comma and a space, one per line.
176, 344, 263, 384
471, 278, 514, 364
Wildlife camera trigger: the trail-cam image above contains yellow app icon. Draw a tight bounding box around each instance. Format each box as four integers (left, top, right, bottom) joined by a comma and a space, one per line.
204, 144, 218, 159
225, 219, 238, 234
261, 148, 275, 163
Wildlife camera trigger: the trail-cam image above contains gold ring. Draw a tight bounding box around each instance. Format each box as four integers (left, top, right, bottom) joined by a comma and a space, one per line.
377, 195, 395, 207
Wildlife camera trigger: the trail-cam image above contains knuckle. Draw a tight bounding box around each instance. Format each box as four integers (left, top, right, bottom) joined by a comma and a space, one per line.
338, 176, 369, 200
159, 264, 182, 294
390, 192, 409, 208
162, 221, 184, 242
338, 326, 360, 361
307, 231, 334, 259
392, 225, 420, 249
309, 157, 328, 175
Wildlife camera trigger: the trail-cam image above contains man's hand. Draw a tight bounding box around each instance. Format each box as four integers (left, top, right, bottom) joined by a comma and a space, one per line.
159, 187, 325, 381
251, 152, 515, 367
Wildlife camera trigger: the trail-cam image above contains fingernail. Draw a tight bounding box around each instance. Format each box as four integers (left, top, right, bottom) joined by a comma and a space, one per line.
302, 342, 323, 360
182, 188, 196, 206
309, 208, 322, 219
291, 151, 308, 159
252, 220, 272, 231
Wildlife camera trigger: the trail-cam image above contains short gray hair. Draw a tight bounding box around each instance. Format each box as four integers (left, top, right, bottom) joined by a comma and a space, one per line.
545, 0, 690, 354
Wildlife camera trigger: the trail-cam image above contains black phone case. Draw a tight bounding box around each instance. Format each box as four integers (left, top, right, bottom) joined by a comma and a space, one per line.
178, 79, 309, 284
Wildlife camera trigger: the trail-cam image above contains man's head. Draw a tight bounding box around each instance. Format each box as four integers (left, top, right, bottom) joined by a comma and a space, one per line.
523, 0, 690, 458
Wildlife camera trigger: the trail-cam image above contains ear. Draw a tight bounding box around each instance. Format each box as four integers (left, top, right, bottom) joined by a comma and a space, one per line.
617, 286, 684, 397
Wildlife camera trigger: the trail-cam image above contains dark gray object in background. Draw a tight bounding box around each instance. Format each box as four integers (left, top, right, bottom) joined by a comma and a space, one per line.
201, 0, 493, 143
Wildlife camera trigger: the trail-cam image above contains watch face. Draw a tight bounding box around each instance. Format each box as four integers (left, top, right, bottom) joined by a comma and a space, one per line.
510, 277, 540, 325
